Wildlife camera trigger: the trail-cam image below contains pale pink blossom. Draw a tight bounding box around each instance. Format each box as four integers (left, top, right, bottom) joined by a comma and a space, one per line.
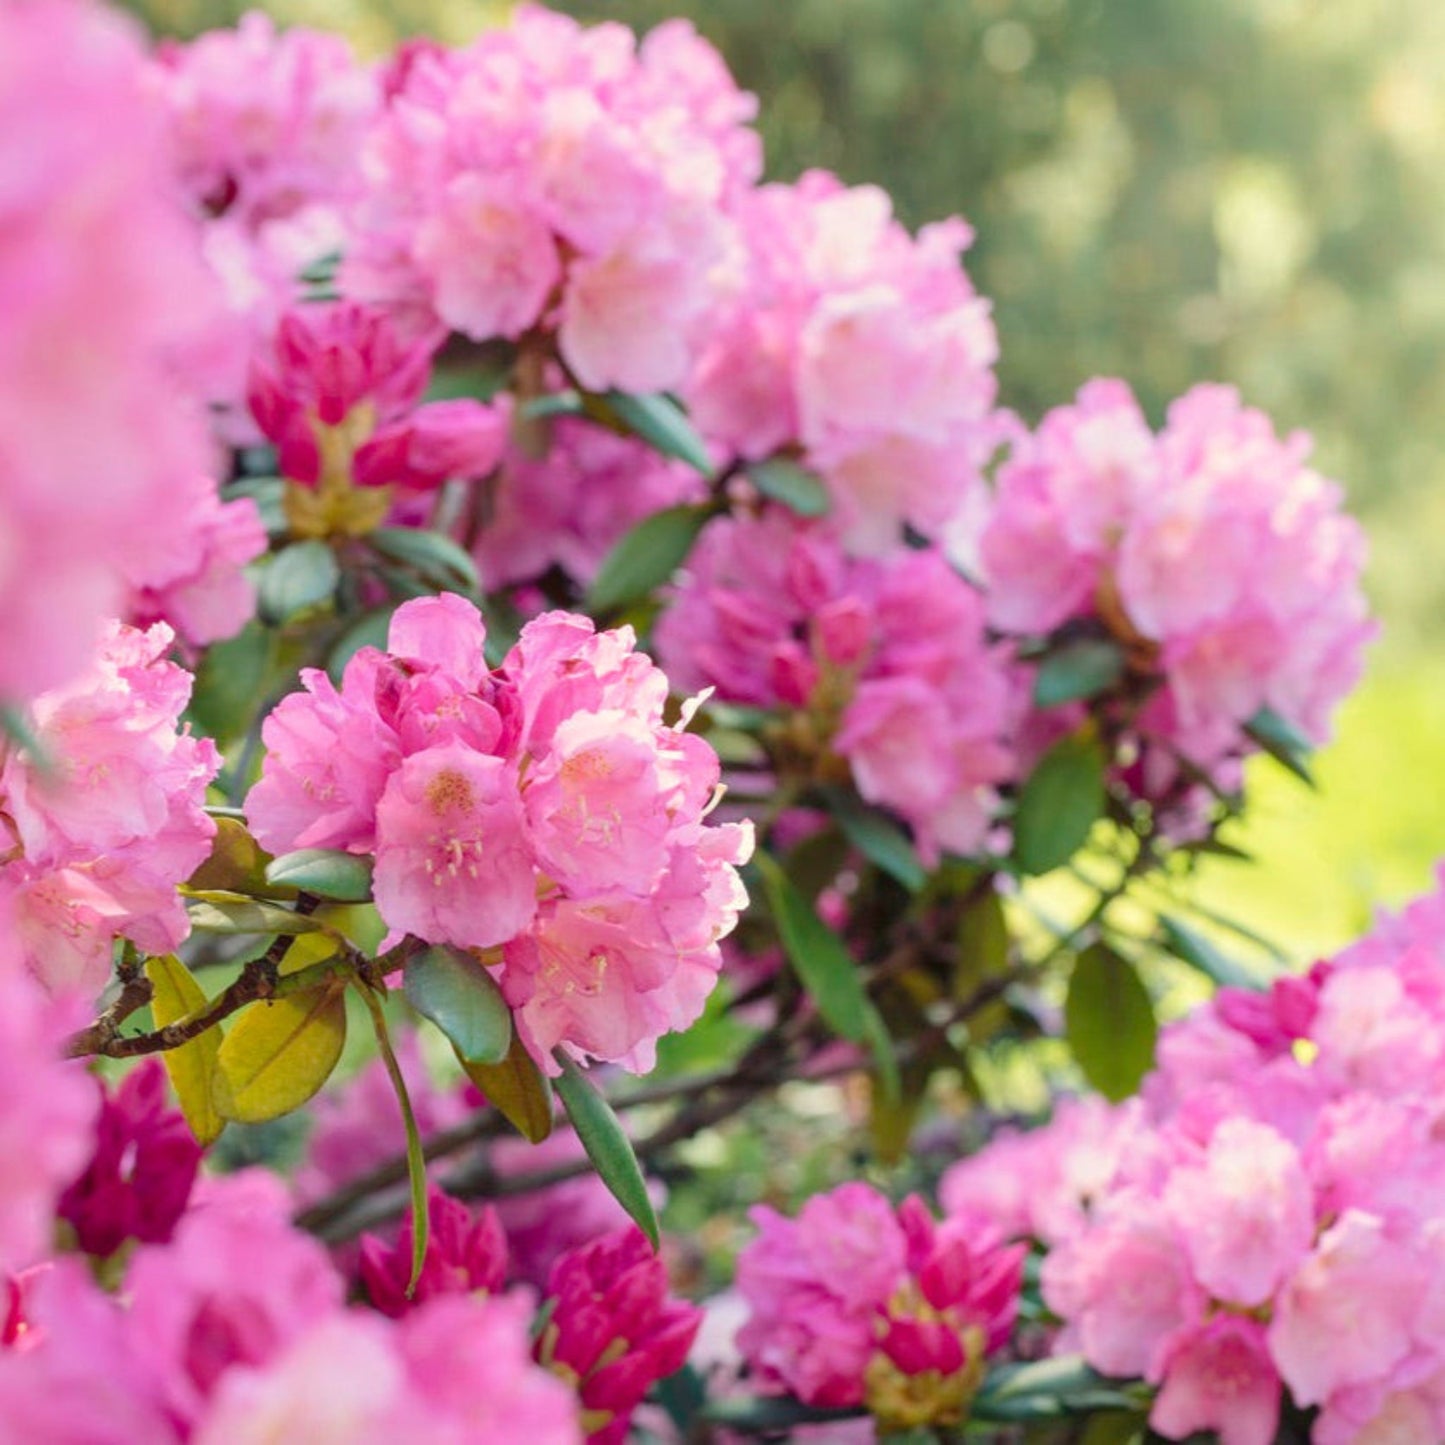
687, 172, 1000, 553
346, 5, 758, 394
1, 622, 220, 998
0, 0, 220, 700
1149, 1317, 1281, 1445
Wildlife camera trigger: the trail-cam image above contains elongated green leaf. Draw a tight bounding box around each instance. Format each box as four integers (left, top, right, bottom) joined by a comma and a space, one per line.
214, 984, 347, 1123
554, 1054, 658, 1249
953, 886, 1010, 1001
1033, 637, 1125, 708
1245, 704, 1316, 786
973, 1355, 1145, 1423
822, 787, 925, 892
405, 945, 512, 1064
370, 526, 480, 597
519, 390, 584, 421
1157, 914, 1259, 990
599, 391, 712, 474
1012, 729, 1106, 876
703, 1398, 866, 1430
753, 850, 869, 1040
265, 848, 375, 902
185, 895, 327, 936
747, 457, 830, 517
357, 983, 429, 1295
145, 954, 224, 1145
458, 1031, 554, 1143
1064, 944, 1158, 1102
585, 503, 714, 615
259, 539, 339, 623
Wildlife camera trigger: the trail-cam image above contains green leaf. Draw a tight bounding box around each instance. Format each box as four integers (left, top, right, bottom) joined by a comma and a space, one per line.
145, 954, 224, 1146
458, 1030, 554, 1143
598, 391, 712, 474
1065, 943, 1158, 1102
405, 945, 513, 1065
1157, 914, 1259, 990
703, 1398, 866, 1430
188, 622, 274, 744
747, 457, 830, 517
258, 539, 340, 623
187, 816, 272, 896
1033, 637, 1126, 708
1013, 729, 1107, 875
553, 1054, 659, 1249
214, 984, 348, 1123
821, 787, 925, 892
369, 526, 480, 597
185, 895, 328, 936
518, 389, 584, 421
327, 607, 396, 681
1245, 704, 1316, 786
753, 850, 869, 1040
265, 848, 375, 902
357, 982, 430, 1296
584, 503, 714, 615
973, 1355, 1144, 1423
862, 1004, 902, 1104
953, 886, 1010, 1001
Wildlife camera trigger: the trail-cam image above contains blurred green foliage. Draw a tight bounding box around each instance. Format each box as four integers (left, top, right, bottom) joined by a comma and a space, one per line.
128, 0, 1445, 943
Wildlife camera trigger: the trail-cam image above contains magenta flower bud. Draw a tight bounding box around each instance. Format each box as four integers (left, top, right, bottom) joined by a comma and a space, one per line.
359, 1189, 508, 1319
56, 1059, 202, 1260
538, 1228, 701, 1443
814, 597, 871, 669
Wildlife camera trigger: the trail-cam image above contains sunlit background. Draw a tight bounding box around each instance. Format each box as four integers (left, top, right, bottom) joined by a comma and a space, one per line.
125, 0, 1445, 961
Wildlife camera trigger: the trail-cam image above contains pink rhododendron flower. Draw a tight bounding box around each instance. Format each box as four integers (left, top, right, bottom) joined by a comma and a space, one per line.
0, 0, 221, 701
346, 4, 759, 393
56, 1059, 202, 1260
736, 1183, 1021, 1428
538, 1228, 701, 1444
472, 415, 704, 592
149, 13, 380, 436
981, 379, 1374, 816
124, 474, 265, 647
248, 595, 752, 1072
247, 302, 507, 538
1149, 1317, 1281, 1445
0, 961, 96, 1276
360, 1189, 508, 1318
0, 622, 220, 998
657, 508, 1017, 860
687, 171, 1000, 554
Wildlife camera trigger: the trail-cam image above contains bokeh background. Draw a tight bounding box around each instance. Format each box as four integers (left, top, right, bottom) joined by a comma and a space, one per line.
126, 0, 1445, 961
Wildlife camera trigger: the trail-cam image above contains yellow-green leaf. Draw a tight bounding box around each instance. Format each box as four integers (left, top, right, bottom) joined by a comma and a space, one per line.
457, 1031, 553, 1143
185, 895, 328, 936
145, 954, 224, 1146
214, 984, 347, 1123
187, 817, 272, 896
277, 931, 341, 977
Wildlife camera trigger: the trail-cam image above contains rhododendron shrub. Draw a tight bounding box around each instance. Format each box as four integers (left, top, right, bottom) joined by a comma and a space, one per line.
0, 0, 1405, 1440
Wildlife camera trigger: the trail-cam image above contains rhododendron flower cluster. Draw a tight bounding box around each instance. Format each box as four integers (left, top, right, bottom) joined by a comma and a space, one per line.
0, 0, 221, 701
473, 415, 704, 591
0, 622, 220, 999
657, 508, 1017, 860
149, 13, 380, 430
981, 379, 1374, 801
248, 301, 508, 538
736, 1183, 1024, 1431
943, 869, 1445, 1444
248, 593, 753, 1070
345, 3, 761, 393
56, 1060, 203, 1261
537, 1227, 702, 1444
0, 1172, 583, 1443
688, 170, 1000, 554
